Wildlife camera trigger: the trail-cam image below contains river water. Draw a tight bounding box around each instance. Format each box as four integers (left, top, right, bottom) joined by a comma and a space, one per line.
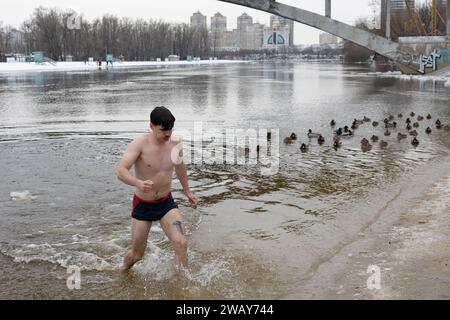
0, 62, 449, 299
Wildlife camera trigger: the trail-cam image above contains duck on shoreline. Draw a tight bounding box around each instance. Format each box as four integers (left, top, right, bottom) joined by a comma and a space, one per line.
318, 135, 325, 145
333, 137, 342, 149
397, 132, 407, 140
307, 129, 321, 138
284, 137, 294, 144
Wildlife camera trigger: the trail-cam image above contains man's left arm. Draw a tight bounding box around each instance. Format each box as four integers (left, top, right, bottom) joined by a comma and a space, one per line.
173, 138, 198, 205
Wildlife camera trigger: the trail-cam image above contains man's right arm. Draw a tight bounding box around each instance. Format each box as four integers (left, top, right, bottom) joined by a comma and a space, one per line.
117, 136, 154, 193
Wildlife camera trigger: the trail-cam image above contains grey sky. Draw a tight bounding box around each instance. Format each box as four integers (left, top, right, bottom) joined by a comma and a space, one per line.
0, 0, 378, 44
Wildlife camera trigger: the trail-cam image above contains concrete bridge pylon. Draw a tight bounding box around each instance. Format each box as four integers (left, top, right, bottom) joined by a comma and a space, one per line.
218, 0, 422, 74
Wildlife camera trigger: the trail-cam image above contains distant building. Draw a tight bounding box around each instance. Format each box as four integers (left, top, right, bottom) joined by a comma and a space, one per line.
210, 12, 227, 50
191, 11, 207, 30
381, 0, 416, 31
269, 15, 294, 46
208, 12, 294, 52
237, 13, 253, 31
263, 15, 291, 50
391, 0, 415, 13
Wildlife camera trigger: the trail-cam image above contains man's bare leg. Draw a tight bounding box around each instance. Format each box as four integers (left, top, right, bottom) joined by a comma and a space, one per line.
122, 218, 152, 272
160, 209, 188, 271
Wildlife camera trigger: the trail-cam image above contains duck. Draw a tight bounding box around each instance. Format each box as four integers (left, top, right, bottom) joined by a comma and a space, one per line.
413, 122, 420, 128
379, 140, 388, 149
406, 123, 412, 131
307, 129, 321, 138
398, 113, 403, 118
388, 115, 394, 121
385, 121, 397, 128
290, 133, 298, 140
333, 137, 342, 149
410, 112, 415, 117
361, 139, 372, 152
300, 143, 308, 152
372, 121, 379, 127
353, 118, 364, 125
411, 137, 419, 146
406, 118, 412, 124
363, 116, 371, 123
371, 135, 379, 143
343, 126, 350, 133
351, 122, 359, 130
341, 130, 354, 137
397, 132, 407, 140
318, 135, 325, 145
335, 127, 343, 136
425, 127, 432, 134
283, 137, 294, 144
384, 129, 391, 136
426, 114, 432, 120
417, 115, 424, 121
384, 118, 390, 124
330, 120, 336, 127
409, 130, 418, 137
436, 119, 442, 126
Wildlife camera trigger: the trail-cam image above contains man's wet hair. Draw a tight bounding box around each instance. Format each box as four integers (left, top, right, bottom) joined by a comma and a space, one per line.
150, 106, 175, 131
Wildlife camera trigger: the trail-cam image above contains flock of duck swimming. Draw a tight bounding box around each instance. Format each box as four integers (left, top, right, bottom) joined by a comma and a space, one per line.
282, 112, 450, 153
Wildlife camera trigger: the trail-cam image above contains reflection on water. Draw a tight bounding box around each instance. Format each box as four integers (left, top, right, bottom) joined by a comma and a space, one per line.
0, 62, 449, 299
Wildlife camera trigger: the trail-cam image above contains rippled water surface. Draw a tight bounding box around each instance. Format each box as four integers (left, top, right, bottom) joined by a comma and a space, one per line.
0, 62, 449, 299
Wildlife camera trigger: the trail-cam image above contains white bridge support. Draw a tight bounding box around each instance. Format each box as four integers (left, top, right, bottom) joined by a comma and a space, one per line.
325, 0, 331, 18
218, 0, 419, 74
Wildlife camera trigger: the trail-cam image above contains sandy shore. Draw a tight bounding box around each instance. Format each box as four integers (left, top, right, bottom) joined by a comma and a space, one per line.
285, 157, 450, 299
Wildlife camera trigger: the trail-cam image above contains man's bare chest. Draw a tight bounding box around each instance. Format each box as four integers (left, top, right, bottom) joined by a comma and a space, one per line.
138, 147, 174, 172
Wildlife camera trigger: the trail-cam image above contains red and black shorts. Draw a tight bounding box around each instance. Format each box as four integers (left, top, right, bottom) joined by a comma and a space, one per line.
131, 193, 179, 222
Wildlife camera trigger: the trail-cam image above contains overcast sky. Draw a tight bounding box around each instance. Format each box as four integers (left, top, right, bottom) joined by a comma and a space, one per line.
0, 0, 387, 44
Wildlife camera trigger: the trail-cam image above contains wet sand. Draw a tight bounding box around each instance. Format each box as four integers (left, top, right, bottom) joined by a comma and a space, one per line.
285, 158, 450, 299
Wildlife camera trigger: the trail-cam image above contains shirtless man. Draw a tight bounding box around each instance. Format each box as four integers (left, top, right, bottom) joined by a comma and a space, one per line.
117, 106, 197, 272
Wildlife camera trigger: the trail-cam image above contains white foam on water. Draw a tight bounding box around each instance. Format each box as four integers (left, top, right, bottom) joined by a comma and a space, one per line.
371, 71, 450, 84
10, 190, 37, 201
185, 259, 233, 288
134, 243, 174, 280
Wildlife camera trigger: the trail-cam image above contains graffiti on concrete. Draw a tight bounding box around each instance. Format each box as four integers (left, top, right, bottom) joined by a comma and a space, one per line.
418, 49, 441, 74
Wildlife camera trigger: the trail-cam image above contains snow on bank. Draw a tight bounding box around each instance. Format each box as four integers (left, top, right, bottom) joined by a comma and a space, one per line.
0, 60, 249, 74
369, 70, 450, 87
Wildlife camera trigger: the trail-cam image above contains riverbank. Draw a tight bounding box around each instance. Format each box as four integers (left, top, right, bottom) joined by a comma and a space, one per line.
0, 60, 249, 73
370, 70, 450, 86
285, 156, 450, 299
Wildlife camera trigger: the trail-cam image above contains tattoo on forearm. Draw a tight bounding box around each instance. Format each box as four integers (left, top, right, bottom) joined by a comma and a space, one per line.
173, 221, 184, 235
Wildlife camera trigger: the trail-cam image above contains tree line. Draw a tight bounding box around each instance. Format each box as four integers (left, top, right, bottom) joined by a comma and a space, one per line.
1, 6, 210, 61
